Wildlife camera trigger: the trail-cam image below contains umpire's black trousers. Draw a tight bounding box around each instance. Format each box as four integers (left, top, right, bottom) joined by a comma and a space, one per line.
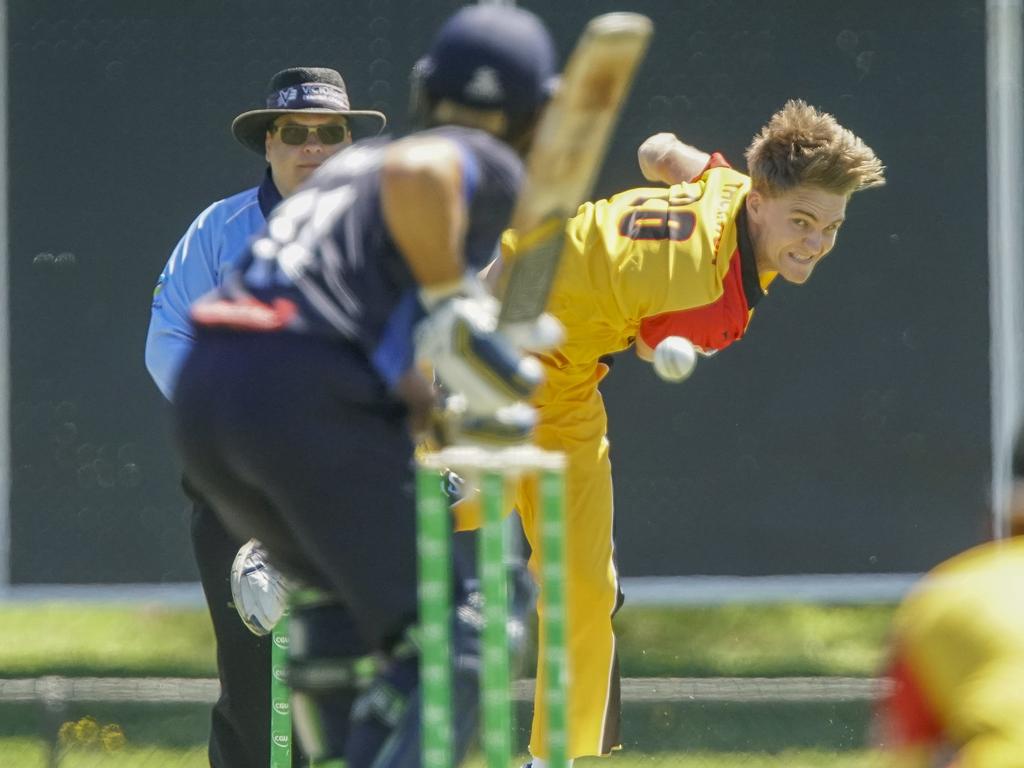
188, 486, 284, 768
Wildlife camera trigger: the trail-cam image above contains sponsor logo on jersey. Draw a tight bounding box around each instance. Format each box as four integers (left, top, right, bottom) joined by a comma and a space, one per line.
711, 181, 744, 260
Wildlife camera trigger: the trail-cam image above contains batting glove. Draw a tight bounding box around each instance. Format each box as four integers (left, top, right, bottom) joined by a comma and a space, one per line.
429, 394, 537, 447
415, 277, 544, 415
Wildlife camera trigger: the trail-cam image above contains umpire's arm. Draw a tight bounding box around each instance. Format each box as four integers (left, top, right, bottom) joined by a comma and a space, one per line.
145, 209, 219, 400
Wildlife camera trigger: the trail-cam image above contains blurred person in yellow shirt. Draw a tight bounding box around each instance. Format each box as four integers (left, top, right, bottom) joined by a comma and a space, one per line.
875, 435, 1024, 767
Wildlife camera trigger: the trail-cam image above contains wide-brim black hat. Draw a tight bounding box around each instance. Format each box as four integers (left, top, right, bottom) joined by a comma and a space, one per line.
231, 67, 386, 154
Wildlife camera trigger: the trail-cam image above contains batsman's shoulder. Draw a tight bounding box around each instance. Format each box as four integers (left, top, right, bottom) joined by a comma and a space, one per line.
426, 125, 523, 184
382, 133, 464, 183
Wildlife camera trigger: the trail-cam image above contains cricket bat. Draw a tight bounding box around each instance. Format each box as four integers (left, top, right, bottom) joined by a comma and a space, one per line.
496, 12, 653, 327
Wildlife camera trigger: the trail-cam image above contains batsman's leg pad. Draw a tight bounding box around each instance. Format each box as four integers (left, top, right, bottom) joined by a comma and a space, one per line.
287, 592, 374, 763
346, 593, 483, 768
507, 557, 538, 666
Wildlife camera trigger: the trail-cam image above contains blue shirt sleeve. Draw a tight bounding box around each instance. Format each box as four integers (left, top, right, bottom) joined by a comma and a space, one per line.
370, 289, 424, 387
145, 204, 221, 401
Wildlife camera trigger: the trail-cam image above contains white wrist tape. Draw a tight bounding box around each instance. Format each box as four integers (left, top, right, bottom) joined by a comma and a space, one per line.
418, 272, 486, 310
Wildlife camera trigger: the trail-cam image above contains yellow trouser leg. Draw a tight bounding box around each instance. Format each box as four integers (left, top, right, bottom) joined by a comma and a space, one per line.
518, 391, 621, 759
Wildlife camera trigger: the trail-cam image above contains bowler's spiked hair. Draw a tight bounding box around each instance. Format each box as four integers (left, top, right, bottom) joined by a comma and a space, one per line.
745, 100, 885, 197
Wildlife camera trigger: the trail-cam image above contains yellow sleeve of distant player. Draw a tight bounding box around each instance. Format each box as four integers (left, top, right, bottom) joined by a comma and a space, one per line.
580, 167, 750, 323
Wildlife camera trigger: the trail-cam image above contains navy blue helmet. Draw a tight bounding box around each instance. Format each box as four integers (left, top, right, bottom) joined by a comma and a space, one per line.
417, 5, 557, 119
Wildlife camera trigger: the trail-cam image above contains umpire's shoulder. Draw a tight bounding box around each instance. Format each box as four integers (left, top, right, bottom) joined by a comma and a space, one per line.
191, 186, 261, 233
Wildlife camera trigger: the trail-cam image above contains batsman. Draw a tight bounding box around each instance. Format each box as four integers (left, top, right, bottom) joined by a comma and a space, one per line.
472, 100, 886, 764
171, 7, 563, 766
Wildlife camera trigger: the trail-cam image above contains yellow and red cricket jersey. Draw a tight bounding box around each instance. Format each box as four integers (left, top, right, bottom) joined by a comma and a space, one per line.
878, 537, 1024, 767
512, 153, 773, 378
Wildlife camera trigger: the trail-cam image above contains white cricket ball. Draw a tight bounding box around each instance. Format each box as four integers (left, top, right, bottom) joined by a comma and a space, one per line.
652, 336, 697, 382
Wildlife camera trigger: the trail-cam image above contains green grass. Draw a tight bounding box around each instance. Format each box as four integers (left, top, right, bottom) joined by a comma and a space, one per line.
1, 601, 895, 764
2, 741, 879, 768
615, 603, 894, 677
1, 703, 210, 746
466, 751, 882, 767
1, 602, 895, 678
2, 604, 216, 678
3, 739, 207, 768
2, 700, 879, 765
579, 751, 881, 767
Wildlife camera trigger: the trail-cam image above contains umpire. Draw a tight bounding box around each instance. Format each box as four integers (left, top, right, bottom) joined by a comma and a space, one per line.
146, 67, 384, 768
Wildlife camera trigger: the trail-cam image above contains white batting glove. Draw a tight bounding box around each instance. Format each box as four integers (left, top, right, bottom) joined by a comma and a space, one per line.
429, 394, 537, 447
230, 539, 292, 636
415, 276, 544, 415
422, 272, 564, 355
500, 312, 565, 354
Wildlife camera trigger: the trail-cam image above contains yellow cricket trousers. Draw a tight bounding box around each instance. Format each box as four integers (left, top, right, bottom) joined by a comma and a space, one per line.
450, 363, 621, 759
517, 364, 621, 759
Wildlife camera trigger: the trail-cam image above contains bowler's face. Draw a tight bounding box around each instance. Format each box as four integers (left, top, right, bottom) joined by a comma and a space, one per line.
746, 186, 848, 284
265, 114, 351, 198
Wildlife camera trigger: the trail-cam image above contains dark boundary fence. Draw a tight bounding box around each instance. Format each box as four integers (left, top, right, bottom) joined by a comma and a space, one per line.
9, 0, 990, 583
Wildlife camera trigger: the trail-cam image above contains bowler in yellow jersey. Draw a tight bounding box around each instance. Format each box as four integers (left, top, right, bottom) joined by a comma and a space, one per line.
474, 100, 887, 766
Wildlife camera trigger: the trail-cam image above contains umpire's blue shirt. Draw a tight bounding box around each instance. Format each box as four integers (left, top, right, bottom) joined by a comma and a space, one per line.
145, 172, 282, 400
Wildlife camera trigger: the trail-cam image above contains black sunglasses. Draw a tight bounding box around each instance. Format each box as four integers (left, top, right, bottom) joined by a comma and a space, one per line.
270, 123, 350, 146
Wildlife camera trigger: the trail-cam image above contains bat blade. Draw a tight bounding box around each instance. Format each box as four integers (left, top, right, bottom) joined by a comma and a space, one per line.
497, 12, 653, 327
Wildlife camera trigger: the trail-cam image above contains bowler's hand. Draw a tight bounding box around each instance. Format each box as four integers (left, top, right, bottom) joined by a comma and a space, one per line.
638, 132, 711, 185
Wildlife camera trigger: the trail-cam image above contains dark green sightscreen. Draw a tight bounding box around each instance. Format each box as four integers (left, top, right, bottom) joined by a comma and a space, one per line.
9, 0, 988, 583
